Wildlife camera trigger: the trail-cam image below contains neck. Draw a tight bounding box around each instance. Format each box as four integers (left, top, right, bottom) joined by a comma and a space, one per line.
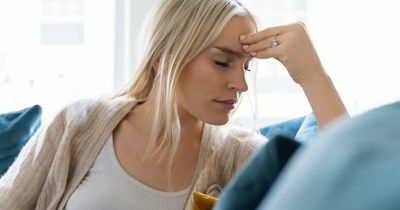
130, 96, 204, 143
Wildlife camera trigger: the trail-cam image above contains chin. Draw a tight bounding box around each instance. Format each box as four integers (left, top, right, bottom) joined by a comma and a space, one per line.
203, 114, 229, 125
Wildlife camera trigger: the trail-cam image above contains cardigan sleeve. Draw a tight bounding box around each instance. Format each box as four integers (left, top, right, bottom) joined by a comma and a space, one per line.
0, 110, 67, 210
184, 127, 267, 210
216, 126, 267, 187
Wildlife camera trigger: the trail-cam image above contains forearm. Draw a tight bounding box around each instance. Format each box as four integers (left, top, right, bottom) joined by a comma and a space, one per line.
239, 23, 348, 128
301, 71, 348, 129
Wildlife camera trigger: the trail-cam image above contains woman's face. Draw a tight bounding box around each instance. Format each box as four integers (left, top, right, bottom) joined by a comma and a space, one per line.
176, 16, 256, 125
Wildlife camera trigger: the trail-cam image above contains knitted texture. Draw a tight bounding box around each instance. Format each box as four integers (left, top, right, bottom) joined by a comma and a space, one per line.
0, 97, 266, 210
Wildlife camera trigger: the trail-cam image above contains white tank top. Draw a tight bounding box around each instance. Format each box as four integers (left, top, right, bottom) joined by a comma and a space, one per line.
65, 136, 190, 210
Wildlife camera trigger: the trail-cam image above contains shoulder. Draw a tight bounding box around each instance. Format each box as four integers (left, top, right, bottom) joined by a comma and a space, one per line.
60, 96, 133, 118
36, 96, 137, 144
210, 126, 267, 186
219, 125, 267, 154
53, 96, 135, 125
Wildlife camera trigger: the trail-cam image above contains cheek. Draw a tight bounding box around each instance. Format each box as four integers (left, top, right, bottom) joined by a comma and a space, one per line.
177, 61, 230, 124
178, 62, 226, 112
180, 62, 222, 100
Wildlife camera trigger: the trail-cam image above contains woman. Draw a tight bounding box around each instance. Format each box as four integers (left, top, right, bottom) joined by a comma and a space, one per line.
0, 0, 347, 209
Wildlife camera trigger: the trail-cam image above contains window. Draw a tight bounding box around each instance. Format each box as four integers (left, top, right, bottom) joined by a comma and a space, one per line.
3, 0, 399, 127
0, 0, 115, 122
308, 0, 400, 114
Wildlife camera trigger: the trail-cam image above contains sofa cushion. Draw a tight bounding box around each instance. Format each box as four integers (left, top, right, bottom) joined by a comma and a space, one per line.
192, 191, 218, 210
259, 113, 319, 143
213, 135, 301, 210
213, 114, 320, 209
0, 105, 42, 176
259, 116, 304, 139
257, 102, 400, 210
295, 113, 319, 143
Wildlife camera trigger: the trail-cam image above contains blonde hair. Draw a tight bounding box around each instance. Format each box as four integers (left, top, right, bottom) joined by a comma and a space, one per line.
115, 0, 258, 189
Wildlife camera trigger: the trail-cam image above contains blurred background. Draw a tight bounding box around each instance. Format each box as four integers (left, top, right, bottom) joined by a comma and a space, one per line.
1, 0, 399, 127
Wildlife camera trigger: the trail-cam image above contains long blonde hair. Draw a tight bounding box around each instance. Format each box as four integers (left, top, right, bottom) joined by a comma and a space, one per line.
115, 0, 258, 186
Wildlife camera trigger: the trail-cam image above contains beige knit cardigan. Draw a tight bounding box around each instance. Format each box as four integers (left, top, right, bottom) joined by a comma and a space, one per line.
0, 97, 266, 210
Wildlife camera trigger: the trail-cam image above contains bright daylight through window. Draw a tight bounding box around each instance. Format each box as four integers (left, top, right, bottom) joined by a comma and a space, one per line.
1, 0, 400, 126
0, 0, 115, 121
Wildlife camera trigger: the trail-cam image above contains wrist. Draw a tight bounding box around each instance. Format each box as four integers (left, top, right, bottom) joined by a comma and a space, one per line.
299, 69, 332, 91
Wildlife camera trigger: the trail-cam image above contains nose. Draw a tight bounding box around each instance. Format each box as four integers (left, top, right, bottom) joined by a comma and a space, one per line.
227, 68, 248, 92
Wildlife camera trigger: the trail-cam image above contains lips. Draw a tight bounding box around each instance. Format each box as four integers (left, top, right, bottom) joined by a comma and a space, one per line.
214, 99, 237, 110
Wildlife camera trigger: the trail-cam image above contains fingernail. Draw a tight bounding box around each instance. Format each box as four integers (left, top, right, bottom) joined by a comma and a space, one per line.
250, 52, 256, 56
240, 35, 246, 40
242, 45, 248, 50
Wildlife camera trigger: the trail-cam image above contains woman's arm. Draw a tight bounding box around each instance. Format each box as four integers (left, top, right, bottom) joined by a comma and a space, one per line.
301, 71, 347, 128
240, 22, 348, 128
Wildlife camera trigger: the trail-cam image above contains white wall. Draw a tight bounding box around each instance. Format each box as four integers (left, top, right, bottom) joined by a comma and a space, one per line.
114, 0, 157, 91
308, 0, 400, 113
1, 0, 115, 120
129, 0, 158, 75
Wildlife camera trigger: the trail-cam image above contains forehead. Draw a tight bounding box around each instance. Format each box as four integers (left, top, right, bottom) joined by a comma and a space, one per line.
211, 16, 256, 56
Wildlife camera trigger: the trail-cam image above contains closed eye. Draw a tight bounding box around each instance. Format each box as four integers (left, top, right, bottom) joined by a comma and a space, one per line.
214, 61, 229, 68
214, 61, 251, 72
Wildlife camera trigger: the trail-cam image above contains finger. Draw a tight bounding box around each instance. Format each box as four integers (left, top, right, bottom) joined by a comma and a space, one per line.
240, 25, 288, 44
250, 47, 279, 60
241, 38, 269, 53
242, 35, 284, 53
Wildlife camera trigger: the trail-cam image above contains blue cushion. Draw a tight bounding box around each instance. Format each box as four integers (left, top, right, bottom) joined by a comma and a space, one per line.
257, 102, 400, 210
259, 113, 319, 143
214, 114, 320, 209
0, 105, 42, 176
214, 135, 301, 210
295, 113, 319, 143
259, 116, 305, 139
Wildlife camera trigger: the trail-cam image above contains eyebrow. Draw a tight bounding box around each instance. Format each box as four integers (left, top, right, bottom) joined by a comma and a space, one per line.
214, 46, 253, 61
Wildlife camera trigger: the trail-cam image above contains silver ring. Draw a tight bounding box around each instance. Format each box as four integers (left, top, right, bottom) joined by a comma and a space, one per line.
271, 36, 278, 48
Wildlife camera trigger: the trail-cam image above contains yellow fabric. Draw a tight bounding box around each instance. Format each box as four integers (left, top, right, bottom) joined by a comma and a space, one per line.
192, 191, 218, 210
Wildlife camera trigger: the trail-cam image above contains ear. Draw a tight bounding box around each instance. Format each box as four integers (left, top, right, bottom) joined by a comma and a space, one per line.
151, 58, 160, 78
153, 58, 160, 71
